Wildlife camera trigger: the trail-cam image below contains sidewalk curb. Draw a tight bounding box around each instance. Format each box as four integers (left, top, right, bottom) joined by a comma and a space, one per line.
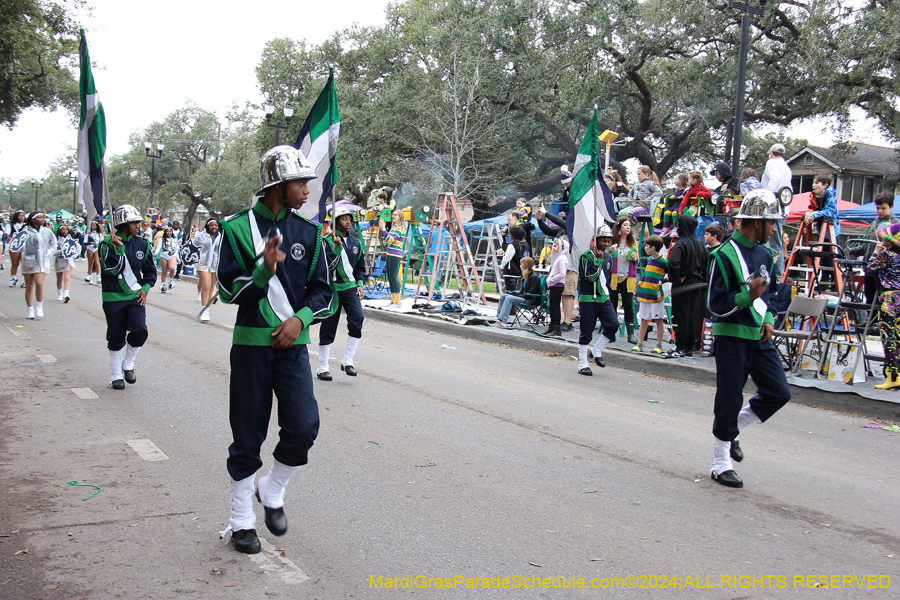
363, 307, 900, 421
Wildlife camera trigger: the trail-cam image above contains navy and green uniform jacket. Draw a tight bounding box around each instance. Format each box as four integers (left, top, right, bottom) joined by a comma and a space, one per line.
577, 249, 612, 304
216, 202, 335, 346
98, 234, 157, 303
706, 231, 777, 340
324, 231, 366, 291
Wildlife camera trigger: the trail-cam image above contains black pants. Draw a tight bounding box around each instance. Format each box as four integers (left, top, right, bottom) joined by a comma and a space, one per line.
227, 344, 319, 481
578, 300, 619, 346
319, 288, 364, 345
713, 336, 791, 441
548, 286, 563, 328
103, 300, 148, 351
608, 280, 634, 326
671, 286, 702, 352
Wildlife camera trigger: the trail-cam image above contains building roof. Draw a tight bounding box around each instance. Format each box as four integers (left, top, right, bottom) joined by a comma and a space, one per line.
788, 142, 899, 176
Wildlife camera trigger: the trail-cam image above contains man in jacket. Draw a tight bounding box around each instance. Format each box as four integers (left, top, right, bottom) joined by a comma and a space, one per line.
216, 146, 334, 555
760, 143, 793, 279
666, 215, 707, 357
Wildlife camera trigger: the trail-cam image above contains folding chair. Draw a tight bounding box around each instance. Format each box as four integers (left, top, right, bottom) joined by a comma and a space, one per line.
511, 276, 547, 329
365, 259, 387, 292
770, 295, 828, 373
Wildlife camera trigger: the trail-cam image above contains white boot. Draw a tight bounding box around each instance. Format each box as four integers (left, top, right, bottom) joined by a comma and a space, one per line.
122, 343, 141, 371
736, 405, 759, 437
35, 301, 43, 318
109, 348, 125, 382
258, 460, 301, 509
342, 337, 360, 367
592, 333, 611, 358
317, 344, 331, 374
712, 437, 733, 476
577, 344, 591, 373
228, 474, 257, 531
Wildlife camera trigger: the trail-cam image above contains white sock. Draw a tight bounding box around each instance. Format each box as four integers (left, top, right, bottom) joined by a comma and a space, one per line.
712, 437, 734, 475
109, 348, 125, 381
92, 274, 97, 284
342, 337, 360, 366
592, 334, 611, 357
122, 343, 140, 371
258, 460, 301, 509
737, 405, 759, 435
578, 345, 590, 370
57, 288, 63, 300
35, 301, 42, 310
317, 344, 331, 373
64, 289, 70, 298
228, 474, 257, 531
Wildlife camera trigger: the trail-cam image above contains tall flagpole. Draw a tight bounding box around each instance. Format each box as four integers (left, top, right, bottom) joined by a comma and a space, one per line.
592, 105, 598, 242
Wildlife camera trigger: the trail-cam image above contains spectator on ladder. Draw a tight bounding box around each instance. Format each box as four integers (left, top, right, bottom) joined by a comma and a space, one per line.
850, 192, 899, 306
760, 143, 792, 280
739, 169, 761, 197
710, 162, 740, 196
501, 225, 527, 292
866, 222, 900, 389
379, 209, 405, 306
803, 174, 840, 284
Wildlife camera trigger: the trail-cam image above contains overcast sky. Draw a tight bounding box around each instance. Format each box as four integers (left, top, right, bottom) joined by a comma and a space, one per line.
0, 0, 892, 184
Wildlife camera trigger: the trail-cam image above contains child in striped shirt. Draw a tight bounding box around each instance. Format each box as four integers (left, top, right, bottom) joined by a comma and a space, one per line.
633, 235, 668, 354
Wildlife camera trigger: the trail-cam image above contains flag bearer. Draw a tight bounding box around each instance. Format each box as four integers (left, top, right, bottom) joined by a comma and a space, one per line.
577, 224, 618, 375
706, 189, 790, 489
98, 204, 157, 390
317, 206, 366, 380
216, 146, 334, 555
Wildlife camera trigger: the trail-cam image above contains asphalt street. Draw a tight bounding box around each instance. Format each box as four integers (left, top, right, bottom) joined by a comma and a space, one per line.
0, 260, 897, 599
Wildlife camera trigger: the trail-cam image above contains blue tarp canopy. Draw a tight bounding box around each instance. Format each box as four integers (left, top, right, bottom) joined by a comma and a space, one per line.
460, 215, 546, 237
837, 196, 900, 222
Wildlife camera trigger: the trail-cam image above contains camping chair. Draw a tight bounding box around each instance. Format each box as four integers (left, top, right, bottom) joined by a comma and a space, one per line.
511, 276, 547, 329
365, 259, 387, 292
770, 295, 828, 373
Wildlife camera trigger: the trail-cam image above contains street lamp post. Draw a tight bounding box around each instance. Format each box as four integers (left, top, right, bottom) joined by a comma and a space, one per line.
5, 185, 16, 208
729, 0, 766, 177
31, 181, 42, 212
144, 140, 164, 205
69, 172, 78, 214
264, 100, 293, 146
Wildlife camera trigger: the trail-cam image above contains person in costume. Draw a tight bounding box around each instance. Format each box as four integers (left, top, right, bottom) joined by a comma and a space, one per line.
8, 210, 27, 288
83, 220, 104, 285
98, 204, 157, 390
194, 218, 221, 320
577, 224, 618, 376
865, 223, 900, 390
21, 212, 57, 319
155, 226, 179, 293
53, 224, 75, 303
216, 145, 334, 555
706, 189, 790, 488
317, 206, 366, 381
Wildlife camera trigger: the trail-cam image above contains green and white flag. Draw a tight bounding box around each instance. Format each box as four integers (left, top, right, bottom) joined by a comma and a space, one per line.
567, 107, 614, 261
294, 68, 340, 221
76, 29, 107, 224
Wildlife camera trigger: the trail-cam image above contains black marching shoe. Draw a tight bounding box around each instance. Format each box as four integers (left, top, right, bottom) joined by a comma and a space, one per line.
111, 379, 125, 390
711, 469, 743, 488
544, 326, 561, 336
730, 440, 743, 462
231, 529, 261, 554
316, 371, 333, 381
255, 489, 287, 536
340, 364, 358, 376
123, 370, 136, 384
593, 355, 605, 368
578, 367, 593, 376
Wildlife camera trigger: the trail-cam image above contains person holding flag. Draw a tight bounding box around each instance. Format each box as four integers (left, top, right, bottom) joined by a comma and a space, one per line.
577, 225, 618, 375
316, 206, 366, 380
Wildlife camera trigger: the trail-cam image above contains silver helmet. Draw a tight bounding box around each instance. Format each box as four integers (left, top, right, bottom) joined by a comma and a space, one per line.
596, 223, 614, 239
332, 206, 354, 221
737, 189, 783, 221
112, 204, 143, 227
257, 145, 317, 196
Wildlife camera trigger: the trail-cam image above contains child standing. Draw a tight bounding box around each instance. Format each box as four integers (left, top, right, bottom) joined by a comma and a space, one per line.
632, 235, 668, 354
678, 171, 713, 217
661, 173, 689, 237
577, 225, 618, 376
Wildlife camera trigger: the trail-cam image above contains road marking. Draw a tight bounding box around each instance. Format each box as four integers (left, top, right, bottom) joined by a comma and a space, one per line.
247, 536, 310, 583
38, 355, 57, 363
0, 309, 31, 339
71, 388, 99, 400
126, 439, 169, 461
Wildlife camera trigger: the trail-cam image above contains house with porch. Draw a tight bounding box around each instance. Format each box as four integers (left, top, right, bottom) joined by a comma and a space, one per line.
786, 142, 899, 203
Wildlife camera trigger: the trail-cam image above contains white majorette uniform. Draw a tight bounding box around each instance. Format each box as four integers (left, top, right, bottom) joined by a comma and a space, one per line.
85, 230, 103, 253
155, 236, 178, 261
54, 235, 76, 273
21, 225, 57, 274
193, 231, 221, 272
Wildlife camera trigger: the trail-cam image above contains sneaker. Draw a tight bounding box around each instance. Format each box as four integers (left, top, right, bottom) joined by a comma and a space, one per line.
64, 294, 70, 304
200, 309, 210, 322
84, 276, 91, 283
560, 322, 573, 332
26, 307, 34, 319
9, 276, 16, 287
631, 344, 643, 352
160, 285, 167, 293
665, 348, 684, 358
167, 280, 174, 290
35, 306, 43, 318
652, 346, 663, 355
20, 280, 25, 288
